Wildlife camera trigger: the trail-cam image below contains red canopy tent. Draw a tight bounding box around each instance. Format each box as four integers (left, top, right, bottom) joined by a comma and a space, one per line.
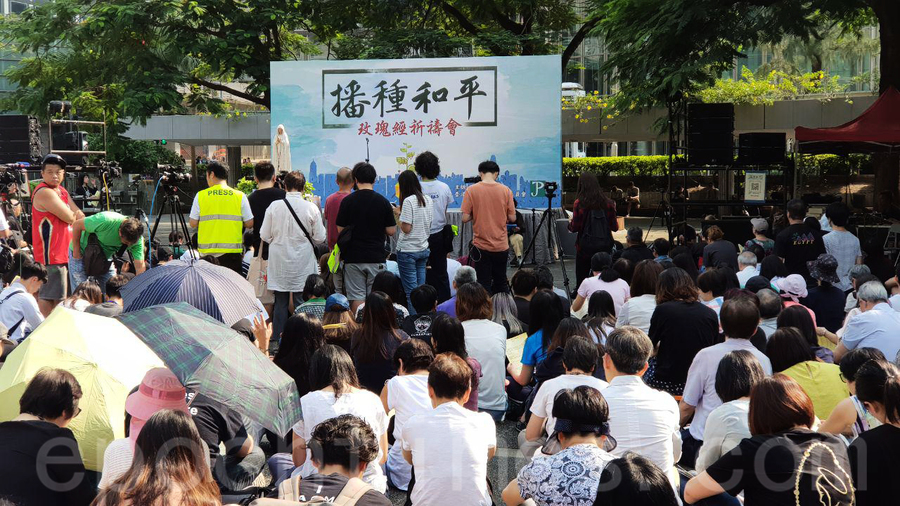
795, 87, 900, 154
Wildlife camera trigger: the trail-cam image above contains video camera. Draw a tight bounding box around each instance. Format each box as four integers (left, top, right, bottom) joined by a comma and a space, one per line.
464, 176, 481, 184
0, 163, 28, 191
96, 159, 122, 180
158, 164, 191, 186
541, 181, 558, 199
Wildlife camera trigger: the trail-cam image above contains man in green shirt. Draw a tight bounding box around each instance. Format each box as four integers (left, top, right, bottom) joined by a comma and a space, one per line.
69, 211, 146, 292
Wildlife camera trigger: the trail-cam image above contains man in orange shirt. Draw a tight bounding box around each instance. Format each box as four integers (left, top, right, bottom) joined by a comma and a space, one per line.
461, 161, 516, 294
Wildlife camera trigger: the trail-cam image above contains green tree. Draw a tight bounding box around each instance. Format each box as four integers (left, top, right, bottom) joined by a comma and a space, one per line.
592, 0, 897, 199
0, 0, 319, 122
306, 0, 601, 73
593, 0, 885, 107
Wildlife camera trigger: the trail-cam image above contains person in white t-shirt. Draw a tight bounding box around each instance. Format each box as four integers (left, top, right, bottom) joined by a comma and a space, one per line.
289, 345, 389, 493
402, 353, 497, 506
381, 339, 434, 491
457, 283, 508, 420
520, 336, 608, 458
394, 171, 433, 313
572, 252, 630, 315
416, 151, 455, 302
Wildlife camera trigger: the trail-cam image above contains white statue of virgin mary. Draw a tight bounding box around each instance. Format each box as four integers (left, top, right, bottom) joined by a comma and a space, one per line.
273, 124, 292, 173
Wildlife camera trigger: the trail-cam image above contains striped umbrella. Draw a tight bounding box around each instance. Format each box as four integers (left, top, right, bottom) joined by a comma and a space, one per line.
118, 302, 301, 437
121, 258, 259, 326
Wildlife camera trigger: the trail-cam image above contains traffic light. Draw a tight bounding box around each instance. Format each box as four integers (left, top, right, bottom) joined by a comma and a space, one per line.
160, 139, 167, 145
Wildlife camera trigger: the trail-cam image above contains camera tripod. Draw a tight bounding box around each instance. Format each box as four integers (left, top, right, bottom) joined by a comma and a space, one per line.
149, 184, 192, 261
517, 189, 573, 301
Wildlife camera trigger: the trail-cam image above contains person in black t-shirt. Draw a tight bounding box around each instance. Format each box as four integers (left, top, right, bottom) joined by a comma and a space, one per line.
186, 391, 265, 494
685, 374, 854, 506
510, 269, 537, 327
775, 199, 826, 286
401, 284, 445, 342
247, 161, 287, 261
849, 359, 900, 506
288, 414, 391, 505
614, 227, 655, 264
336, 162, 397, 310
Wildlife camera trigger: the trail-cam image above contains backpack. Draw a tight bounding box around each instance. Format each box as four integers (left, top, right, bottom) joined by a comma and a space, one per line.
580, 209, 612, 254
249, 475, 373, 506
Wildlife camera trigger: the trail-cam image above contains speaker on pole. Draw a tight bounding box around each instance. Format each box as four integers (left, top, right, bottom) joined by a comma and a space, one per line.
738, 132, 787, 165
0, 115, 41, 164
688, 103, 735, 166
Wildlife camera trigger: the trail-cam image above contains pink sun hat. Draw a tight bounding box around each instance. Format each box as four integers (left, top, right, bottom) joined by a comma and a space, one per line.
125, 368, 189, 422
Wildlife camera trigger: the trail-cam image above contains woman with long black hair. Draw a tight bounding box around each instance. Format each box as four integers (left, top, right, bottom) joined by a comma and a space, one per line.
508, 291, 565, 401
350, 291, 409, 393
568, 173, 618, 288
394, 171, 433, 313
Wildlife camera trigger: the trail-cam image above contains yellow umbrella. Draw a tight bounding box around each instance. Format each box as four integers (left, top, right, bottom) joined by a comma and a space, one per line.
0, 307, 163, 471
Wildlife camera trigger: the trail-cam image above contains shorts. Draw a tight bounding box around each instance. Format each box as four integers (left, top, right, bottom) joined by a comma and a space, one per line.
38, 264, 68, 301
343, 262, 385, 301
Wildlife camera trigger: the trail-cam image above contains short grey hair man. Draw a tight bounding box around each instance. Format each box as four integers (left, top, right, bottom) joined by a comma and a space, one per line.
849, 264, 872, 287
738, 251, 758, 268
857, 280, 889, 311
604, 326, 653, 376
453, 265, 477, 291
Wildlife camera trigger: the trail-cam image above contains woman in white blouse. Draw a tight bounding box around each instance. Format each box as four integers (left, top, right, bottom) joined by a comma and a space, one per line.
695, 350, 766, 472
290, 345, 389, 492
381, 339, 434, 491
260, 171, 326, 346
616, 259, 662, 334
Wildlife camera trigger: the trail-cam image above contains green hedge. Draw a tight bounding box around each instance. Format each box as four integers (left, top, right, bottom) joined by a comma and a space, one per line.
563, 156, 671, 177
563, 154, 873, 178
797, 154, 872, 176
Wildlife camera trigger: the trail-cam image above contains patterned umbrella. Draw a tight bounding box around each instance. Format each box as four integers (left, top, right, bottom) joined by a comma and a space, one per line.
121, 258, 259, 326
118, 302, 301, 437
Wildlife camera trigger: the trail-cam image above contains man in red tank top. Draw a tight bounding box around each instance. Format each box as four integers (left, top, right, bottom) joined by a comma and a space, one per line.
31, 154, 83, 316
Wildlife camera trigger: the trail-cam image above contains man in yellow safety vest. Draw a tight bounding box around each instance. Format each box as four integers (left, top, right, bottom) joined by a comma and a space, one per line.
189, 161, 254, 274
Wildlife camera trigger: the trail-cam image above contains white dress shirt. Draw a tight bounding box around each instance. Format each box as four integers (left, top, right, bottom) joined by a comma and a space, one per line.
259, 193, 326, 293
736, 265, 757, 288
603, 374, 681, 490
694, 399, 750, 472
682, 338, 772, 441
402, 402, 496, 506
615, 294, 657, 334
842, 302, 900, 363
0, 281, 44, 342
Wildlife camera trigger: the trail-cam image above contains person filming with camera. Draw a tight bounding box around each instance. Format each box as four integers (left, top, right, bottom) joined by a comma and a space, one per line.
461, 161, 516, 294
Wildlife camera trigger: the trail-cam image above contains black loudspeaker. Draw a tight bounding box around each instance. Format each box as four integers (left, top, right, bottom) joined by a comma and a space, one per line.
688, 103, 734, 166
701, 217, 754, 248
738, 132, 787, 165
0, 115, 41, 164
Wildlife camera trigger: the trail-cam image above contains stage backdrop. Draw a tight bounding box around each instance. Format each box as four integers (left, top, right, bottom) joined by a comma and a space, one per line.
270, 55, 562, 208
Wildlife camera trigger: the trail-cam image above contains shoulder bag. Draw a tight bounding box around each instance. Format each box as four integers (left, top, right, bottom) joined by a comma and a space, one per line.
283, 198, 329, 259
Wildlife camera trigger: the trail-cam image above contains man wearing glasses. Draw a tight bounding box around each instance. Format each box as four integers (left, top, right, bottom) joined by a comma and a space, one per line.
31, 154, 84, 316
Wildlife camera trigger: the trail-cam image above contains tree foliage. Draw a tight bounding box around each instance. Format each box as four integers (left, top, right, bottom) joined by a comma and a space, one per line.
591, 0, 879, 111
695, 67, 852, 105
0, 0, 319, 122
